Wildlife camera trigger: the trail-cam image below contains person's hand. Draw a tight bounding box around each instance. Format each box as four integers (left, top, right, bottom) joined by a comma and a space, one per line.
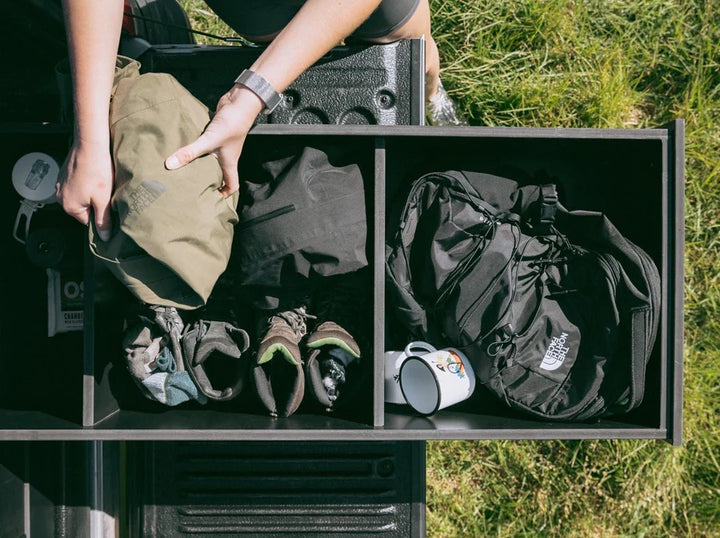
164, 86, 264, 196
56, 140, 113, 241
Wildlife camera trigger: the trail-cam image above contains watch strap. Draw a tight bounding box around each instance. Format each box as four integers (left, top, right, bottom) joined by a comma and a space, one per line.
234, 69, 283, 115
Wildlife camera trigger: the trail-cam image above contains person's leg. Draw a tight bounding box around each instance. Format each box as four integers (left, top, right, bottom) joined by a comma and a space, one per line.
203, 0, 301, 42
208, 0, 440, 97
352, 0, 439, 100
353, 0, 466, 125
205, 0, 465, 124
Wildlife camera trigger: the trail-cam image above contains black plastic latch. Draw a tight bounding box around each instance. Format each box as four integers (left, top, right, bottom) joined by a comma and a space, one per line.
539, 184, 558, 228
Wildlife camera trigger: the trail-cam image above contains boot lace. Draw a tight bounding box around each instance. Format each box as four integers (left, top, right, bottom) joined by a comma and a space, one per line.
267, 306, 316, 337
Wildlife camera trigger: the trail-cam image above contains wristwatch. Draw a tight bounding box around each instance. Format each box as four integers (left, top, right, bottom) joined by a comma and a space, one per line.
234, 69, 283, 115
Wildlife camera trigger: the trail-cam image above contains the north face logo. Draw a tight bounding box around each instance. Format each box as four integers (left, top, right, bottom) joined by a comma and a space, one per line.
127, 180, 165, 215
540, 332, 570, 371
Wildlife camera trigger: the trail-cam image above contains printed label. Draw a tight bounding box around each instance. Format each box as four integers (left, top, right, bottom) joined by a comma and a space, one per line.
127, 180, 165, 215
47, 268, 84, 336
61, 275, 84, 310
62, 311, 84, 330
540, 332, 570, 371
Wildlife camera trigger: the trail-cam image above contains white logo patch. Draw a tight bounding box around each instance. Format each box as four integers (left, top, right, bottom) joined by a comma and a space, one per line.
541, 332, 570, 371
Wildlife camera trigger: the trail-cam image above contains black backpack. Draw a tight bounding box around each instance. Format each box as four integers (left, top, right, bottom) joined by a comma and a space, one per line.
385, 171, 661, 421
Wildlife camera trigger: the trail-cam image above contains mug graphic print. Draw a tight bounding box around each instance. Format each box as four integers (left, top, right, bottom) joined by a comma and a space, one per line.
430, 350, 468, 378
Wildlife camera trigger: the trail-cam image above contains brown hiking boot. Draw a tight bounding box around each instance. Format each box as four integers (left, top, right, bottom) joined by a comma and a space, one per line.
304, 270, 371, 410
306, 321, 361, 358
256, 306, 314, 366
253, 306, 314, 417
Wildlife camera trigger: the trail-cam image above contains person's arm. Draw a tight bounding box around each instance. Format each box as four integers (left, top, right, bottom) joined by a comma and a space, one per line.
57, 0, 124, 239
165, 0, 383, 196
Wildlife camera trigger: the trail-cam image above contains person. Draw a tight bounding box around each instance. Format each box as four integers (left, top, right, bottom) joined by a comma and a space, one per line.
57, 0, 466, 239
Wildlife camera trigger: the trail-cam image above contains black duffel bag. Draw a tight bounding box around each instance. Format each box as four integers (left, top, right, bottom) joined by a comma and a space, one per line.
385, 171, 660, 421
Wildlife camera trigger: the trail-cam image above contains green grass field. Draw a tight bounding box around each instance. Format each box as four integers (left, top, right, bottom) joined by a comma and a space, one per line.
181, 1, 719, 535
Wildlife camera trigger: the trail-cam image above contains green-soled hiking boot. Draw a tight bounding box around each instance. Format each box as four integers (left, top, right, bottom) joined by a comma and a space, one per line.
253, 306, 314, 417
305, 270, 371, 411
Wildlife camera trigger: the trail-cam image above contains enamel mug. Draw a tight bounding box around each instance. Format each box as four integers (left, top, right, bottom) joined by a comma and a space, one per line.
399, 347, 475, 415
384, 341, 436, 404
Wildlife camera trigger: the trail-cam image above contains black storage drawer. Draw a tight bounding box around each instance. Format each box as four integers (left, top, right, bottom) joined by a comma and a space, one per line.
0, 124, 683, 444
84, 133, 381, 436
380, 125, 684, 445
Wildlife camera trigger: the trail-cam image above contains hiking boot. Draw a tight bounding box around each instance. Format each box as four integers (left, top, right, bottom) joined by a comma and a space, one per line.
182, 320, 250, 402
256, 306, 315, 366
426, 78, 469, 126
306, 321, 361, 358
253, 306, 315, 417
122, 305, 207, 406
305, 270, 371, 410
305, 345, 356, 410
253, 358, 306, 418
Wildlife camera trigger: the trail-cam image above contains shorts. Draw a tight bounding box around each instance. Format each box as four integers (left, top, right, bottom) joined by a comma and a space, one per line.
204, 0, 421, 40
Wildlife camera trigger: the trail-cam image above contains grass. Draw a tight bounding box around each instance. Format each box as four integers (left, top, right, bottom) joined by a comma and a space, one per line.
180, 1, 719, 535
429, 1, 719, 536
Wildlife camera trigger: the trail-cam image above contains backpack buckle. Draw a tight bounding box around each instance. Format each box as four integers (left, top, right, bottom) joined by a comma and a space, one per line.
538, 184, 558, 229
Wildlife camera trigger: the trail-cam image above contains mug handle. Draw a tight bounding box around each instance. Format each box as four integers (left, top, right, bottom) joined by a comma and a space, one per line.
404, 341, 437, 356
